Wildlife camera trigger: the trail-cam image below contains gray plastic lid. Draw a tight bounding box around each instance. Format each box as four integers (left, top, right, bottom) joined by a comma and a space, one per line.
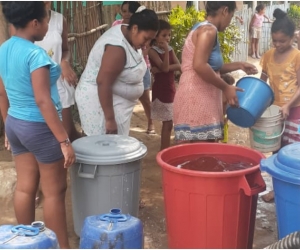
72, 135, 147, 165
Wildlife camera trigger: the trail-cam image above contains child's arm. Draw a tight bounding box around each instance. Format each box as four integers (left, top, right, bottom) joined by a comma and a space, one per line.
235, 16, 243, 25
249, 14, 255, 34
263, 14, 272, 22
148, 42, 170, 73
260, 71, 268, 82
281, 69, 300, 119
168, 50, 181, 72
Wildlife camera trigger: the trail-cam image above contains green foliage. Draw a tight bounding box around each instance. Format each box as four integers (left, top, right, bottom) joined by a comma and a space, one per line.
218, 22, 243, 63
287, 4, 300, 29
287, 4, 300, 18
168, 6, 205, 60
168, 6, 243, 63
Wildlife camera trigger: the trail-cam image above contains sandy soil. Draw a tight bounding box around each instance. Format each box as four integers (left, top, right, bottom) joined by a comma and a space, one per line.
0, 57, 279, 248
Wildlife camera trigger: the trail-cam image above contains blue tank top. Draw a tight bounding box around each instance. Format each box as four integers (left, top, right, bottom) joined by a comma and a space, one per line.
191, 21, 223, 71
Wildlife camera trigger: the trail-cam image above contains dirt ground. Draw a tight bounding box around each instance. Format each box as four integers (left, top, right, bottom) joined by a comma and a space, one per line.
0, 57, 279, 248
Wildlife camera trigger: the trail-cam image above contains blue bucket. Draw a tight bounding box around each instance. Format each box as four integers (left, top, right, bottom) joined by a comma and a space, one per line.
226, 76, 274, 128
260, 143, 300, 239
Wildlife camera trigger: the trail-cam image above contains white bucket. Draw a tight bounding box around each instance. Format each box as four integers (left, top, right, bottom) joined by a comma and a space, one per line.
249, 105, 285, 153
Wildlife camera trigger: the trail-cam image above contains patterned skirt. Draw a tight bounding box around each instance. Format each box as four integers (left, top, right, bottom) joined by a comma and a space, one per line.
282, 106, 300, 146
173, 71, 224, 141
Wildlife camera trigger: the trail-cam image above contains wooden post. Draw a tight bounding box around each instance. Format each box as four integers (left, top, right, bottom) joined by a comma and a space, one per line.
0, 4, 9, 136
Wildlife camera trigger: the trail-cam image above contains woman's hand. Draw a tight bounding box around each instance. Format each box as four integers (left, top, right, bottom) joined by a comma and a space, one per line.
240, 62, 258, 75
223, 85, 244, 107
280, 104, 290, 120
60, 143, 76, 168
106, 119, 118, 134
61, 61, 78, 86
4, 133, 10, 151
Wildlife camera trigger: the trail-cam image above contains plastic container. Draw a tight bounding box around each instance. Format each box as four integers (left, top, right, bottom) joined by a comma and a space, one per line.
0, 221, 59, 249
227, 76, 274, 128
157, 143, 266, 249
71, 135, 147, 236
79, 208, 143, 249
260, 142, 300, 239
250, 105, 285, 153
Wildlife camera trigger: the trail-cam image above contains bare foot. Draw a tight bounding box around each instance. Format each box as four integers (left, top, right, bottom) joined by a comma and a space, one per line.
256, 54, 261, 59
251, 54, 256, 59
262, 190, 274, 203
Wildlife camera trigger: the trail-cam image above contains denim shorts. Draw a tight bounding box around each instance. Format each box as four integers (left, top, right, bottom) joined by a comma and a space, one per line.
143, 68, 151, 91
5, 115, 63, 164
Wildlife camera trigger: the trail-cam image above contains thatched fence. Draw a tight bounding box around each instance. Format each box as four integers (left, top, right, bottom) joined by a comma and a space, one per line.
52, 1, 171, 74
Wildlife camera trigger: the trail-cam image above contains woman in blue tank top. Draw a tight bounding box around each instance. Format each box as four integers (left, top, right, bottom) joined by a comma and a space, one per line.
173, 1, 258, 143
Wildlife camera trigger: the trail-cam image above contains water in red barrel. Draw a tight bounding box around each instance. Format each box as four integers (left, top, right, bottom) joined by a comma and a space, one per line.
169, 154, 255, 172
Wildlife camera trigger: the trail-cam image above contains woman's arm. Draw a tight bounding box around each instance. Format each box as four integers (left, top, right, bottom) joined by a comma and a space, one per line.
192, 25, 242, 106
96, 45, 126, 134
60, 17, 77, 86
32, 67, 75, 167
0, 77, 9, 123
220, 61, 257, 75
0, 78, 10, 150
148, 42, 170, 73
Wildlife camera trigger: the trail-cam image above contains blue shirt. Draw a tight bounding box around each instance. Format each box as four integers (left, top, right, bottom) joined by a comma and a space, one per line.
192, 21, 224, 71
0, 36, 62, 122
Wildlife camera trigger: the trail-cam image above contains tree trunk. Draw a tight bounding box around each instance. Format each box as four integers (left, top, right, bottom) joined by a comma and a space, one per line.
0, 4, 9, 136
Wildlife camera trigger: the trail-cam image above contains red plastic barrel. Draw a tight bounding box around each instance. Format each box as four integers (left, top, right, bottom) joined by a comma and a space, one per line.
156, 143, 266, 249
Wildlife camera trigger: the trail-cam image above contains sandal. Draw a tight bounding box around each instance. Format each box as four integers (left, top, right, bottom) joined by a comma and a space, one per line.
146, 129, 156, 135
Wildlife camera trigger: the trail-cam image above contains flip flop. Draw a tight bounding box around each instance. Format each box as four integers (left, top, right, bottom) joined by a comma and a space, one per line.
146, 129, 156, 135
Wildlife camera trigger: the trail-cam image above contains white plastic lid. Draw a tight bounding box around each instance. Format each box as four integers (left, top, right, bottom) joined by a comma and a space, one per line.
72, 135, 147, 165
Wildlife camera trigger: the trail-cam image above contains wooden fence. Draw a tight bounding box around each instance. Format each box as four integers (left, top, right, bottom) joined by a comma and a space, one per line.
52, 1, 171, 74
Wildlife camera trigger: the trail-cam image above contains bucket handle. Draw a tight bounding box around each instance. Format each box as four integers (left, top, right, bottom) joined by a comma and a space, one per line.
250, 122, 285, 140
239, 172, 266, 196
77, 164, 97, 179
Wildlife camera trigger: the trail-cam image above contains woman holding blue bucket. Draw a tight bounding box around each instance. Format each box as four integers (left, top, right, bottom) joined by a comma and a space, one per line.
173, 1, 258, 143
260, 9, 300, 202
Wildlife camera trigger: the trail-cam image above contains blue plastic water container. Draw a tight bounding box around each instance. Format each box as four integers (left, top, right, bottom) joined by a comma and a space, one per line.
0, 221, 59, 249
227, 76, 274, 128
260, 143, 300, 239
79, 208, 143, 249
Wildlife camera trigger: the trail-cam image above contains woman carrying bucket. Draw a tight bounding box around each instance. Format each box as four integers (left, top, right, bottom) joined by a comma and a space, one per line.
260, 9, 300, 202
173, 1, 258, 143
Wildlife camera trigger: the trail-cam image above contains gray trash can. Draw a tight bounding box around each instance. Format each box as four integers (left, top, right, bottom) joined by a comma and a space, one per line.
70, 135, 147, 236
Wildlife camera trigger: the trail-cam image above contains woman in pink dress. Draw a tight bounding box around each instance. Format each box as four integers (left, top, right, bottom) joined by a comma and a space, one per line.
173, 1, 258, 143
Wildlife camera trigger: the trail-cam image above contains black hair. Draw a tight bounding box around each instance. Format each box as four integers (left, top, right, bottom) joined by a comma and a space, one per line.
121, 1, 141, 14
2, 1, 47, 29
157, 19, 171, 35
255, 4, 265, 13
271, 8, 295, 37
128, 9, 159, 32
205, 1, 236, 17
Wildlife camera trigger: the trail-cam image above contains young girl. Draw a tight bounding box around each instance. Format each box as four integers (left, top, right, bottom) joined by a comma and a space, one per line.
249, 4, 271, 59
260, 8, 300, 202
148, 20, 181, 150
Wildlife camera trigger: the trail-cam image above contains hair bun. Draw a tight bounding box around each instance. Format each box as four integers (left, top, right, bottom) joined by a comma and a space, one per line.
273, 8, 287, 20
135, 6, 146, 13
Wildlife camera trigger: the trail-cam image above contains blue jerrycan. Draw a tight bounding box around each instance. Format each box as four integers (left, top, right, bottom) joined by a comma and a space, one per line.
0, 221, 59, 249
79, 208, 143, 249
